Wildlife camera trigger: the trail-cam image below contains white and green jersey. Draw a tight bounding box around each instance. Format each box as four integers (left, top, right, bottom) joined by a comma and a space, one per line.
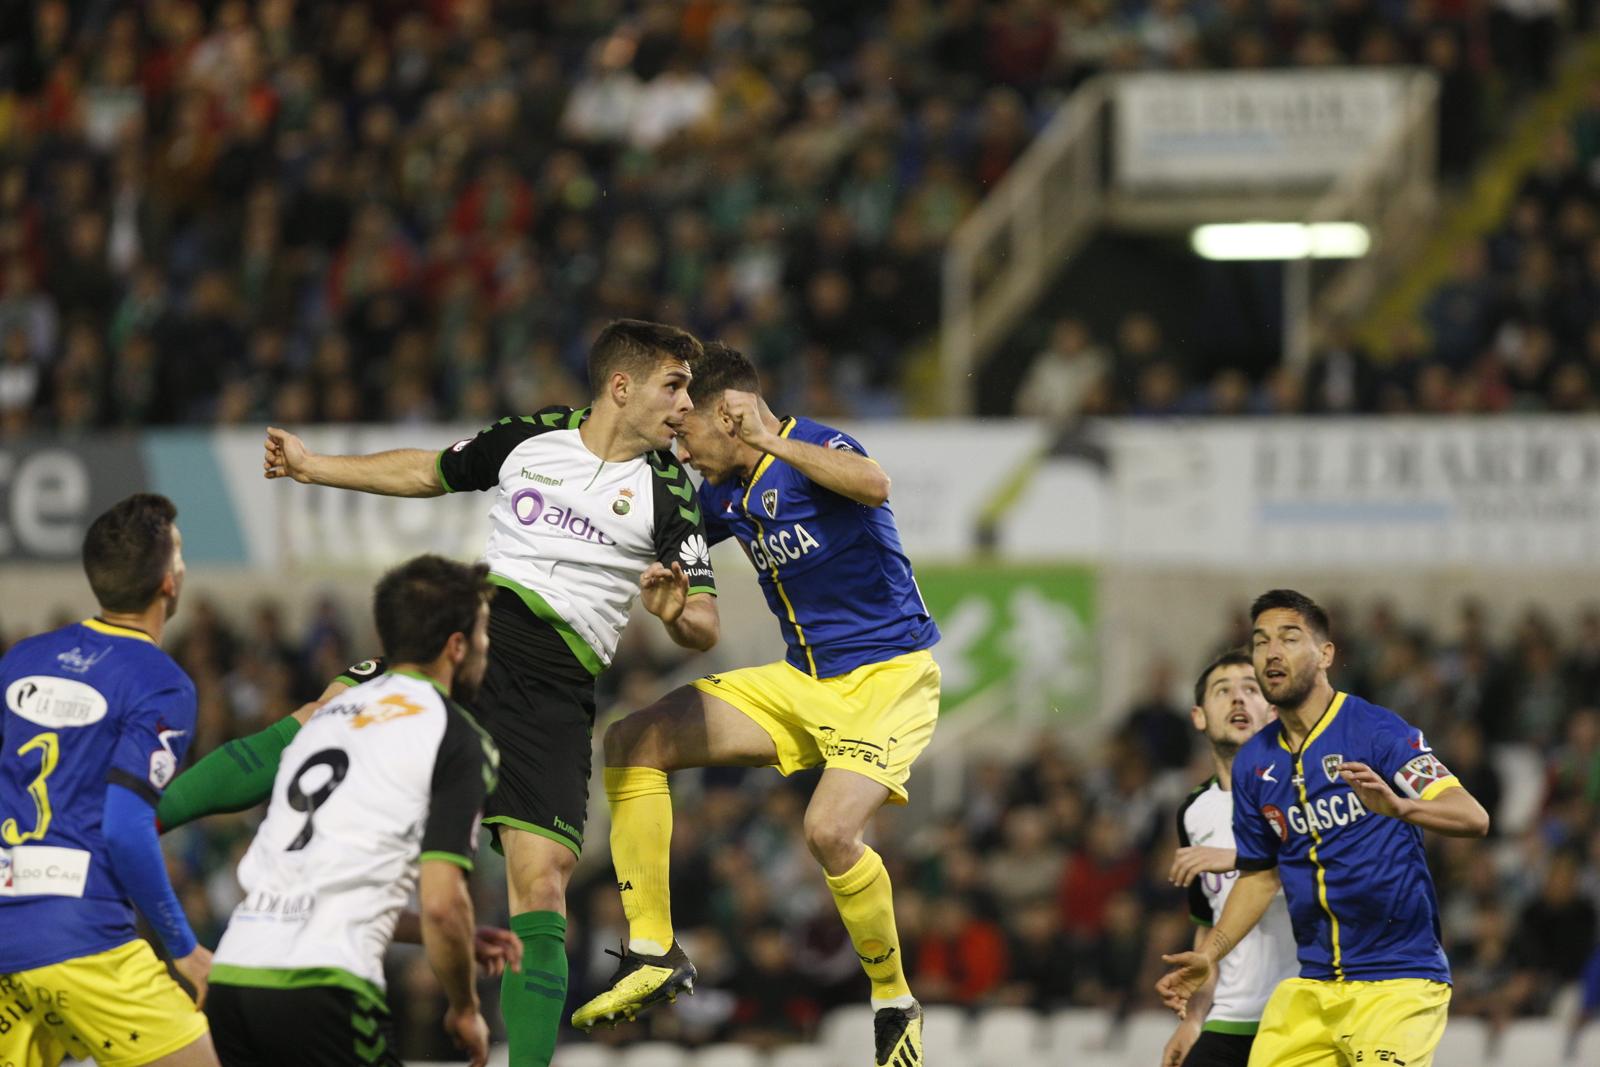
1177, 778, 1299, 1033
436, 406, 716, 674
212, 671, 498, 1002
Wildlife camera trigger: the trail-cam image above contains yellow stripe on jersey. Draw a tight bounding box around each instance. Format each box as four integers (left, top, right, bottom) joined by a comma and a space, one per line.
1288, 692, 1347, 980
82, 617, 156, 644
1419, 774, 1462, 802
1277, 690, 1345, 752
741, 418, 818, 678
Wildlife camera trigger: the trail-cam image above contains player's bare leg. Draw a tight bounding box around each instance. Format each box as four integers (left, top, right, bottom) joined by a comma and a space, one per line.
571, 685, 777, 1030
146, 1031, 221, 1066
500, 829, 579, 1067
806, 769, 922, 1067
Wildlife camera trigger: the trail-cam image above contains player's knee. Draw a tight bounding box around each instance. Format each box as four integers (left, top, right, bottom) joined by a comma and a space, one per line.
802, 814, 861, 870
507, 860, 573, 914
602, 714, 645, 764
603, 711, 669, 768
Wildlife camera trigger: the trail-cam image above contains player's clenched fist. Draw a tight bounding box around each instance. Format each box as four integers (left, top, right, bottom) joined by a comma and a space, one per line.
723, 389, 775, 450
444, 1005, 490, 1067
263, 426, 313, 482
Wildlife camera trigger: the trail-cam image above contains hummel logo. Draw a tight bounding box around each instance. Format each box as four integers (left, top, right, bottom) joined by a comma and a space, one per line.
1192, 831, 1215, 844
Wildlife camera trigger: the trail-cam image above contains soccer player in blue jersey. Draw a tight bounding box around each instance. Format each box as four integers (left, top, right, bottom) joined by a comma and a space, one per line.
1157, 590, 1491, 1067
571, 343, 940, 1067
0, 493, 219, 1067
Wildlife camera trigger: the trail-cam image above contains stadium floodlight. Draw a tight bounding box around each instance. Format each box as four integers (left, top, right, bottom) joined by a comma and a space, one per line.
1190, 222, 1371, 261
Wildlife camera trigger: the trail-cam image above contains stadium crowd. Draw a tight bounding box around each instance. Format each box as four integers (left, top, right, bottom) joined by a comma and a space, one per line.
4, 590, 1595, 1058
0, 0, 1579, 434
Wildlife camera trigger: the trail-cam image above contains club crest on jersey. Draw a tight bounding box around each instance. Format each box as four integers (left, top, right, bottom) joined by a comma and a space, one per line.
613, 488, 633, 516
1323, 753, 1344, 783
762, 488, 779, 518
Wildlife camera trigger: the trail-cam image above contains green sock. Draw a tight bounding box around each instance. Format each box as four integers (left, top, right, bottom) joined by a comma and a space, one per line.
156, 716, 301, 831
502, 911, 567, 1067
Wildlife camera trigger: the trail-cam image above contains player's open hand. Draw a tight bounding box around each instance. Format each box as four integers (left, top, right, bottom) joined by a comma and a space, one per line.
723, 390, 774, 451
1156, 951, 1213, 1018
1169, 845, 1236, 887
173, 944, 213, 1009
263, 426, 313, 482
640, 561, 689, 623
443, 1006, 490, 1067
472, 925, 523, 977
1338, 761, 1408, 819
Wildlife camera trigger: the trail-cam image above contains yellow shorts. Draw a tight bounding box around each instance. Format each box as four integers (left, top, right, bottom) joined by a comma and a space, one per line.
0, 940, 209, 1067
692, 650, 941, 803
1249, 976, 1450, 1067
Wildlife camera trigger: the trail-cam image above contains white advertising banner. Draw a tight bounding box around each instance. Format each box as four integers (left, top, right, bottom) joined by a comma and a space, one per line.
1108, 418, 1600, 566
1114, 70, 1411, 187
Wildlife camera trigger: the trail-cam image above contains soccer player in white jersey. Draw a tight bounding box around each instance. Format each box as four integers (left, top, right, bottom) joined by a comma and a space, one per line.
1162, 650, 1299, 1067
205, 556, 500, 1067
262, 320, 718, 1066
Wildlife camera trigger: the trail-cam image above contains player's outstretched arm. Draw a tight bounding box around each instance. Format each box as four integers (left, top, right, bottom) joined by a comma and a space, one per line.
1338, 761, 1490, 837
724, 390, 891, 506
1157, 866, 1279, 1018
264, 427, 444, 497
156, 700, 325, 833
420, 860, 490, 1067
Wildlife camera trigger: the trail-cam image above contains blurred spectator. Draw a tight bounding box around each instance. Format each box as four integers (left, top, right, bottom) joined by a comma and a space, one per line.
1015, 317, 1109, 421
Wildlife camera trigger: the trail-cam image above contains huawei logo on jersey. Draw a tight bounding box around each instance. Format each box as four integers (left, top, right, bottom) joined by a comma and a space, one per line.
352, 694, 426, 729
679, 534, 710, 566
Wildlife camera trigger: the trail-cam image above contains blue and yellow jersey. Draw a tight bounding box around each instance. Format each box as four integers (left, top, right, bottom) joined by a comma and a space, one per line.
0, 619, 196, 972
1232, 692, 1458, 984
700, 417, 939, 678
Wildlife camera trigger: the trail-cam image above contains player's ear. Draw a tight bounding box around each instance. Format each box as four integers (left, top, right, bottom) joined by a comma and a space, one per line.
445, 630, 469, 668
1190, 704, 1207, 732
1318, 638, 1336, 670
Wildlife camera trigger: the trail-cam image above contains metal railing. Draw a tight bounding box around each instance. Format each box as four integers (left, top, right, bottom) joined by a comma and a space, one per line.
1285, 71, 1440, 367
941, 70, 1439, 410
940, 77, 1109, 415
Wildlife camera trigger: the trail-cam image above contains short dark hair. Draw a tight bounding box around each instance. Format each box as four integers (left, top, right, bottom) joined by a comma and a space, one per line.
687, 341, 761, 408
1250, 589, 1331, 641
586, 319, 702, 397
82, 493, 178, 613
373, 555, 492, 665
1194, 648, 1253, 706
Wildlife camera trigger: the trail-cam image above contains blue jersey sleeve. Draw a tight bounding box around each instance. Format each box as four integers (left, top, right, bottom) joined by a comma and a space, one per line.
792, 421, 870, 458
1231, 761, 1282, 870
106, 675, 196, 806
103, 784, 197, 958
1368, 709, 1460, 801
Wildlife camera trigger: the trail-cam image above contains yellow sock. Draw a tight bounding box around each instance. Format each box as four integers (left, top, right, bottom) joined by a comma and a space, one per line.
824, 846, 912, 1002
604, 766, 674, 951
